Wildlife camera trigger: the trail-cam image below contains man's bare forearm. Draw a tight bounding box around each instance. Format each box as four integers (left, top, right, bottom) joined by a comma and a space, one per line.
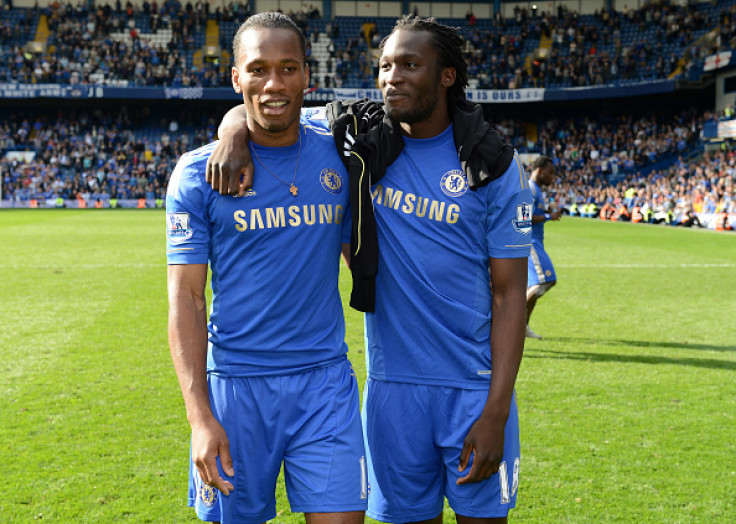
484, 257, 527, 419
218, 104, 249, 139
167, 264, 212, 426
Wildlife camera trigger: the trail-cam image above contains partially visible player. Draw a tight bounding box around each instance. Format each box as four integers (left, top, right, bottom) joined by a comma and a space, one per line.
166, 13, 365, 524
526, 155, 560, 339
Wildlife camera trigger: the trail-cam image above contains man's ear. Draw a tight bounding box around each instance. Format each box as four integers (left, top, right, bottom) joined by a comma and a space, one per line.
440, 67, 456, 88
232, 66, 241, 93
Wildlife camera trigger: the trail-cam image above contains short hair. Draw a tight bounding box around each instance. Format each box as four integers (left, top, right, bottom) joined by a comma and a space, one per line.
380, 15, 468, 107
232, 12, 306, 66
531, 156, 554, 172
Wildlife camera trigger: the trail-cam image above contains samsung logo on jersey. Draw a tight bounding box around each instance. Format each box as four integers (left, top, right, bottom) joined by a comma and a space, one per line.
233, 204, 344, 231
372, 185, 460, 224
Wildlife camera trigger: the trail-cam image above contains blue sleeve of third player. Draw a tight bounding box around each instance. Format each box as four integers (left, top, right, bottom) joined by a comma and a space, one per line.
301, 108, 330, 131
532, 182, 545, 214
485, 153, 533, 259
165, 155, 211, 265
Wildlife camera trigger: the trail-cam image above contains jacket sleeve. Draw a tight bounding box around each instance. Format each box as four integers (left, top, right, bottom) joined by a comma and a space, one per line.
325, 99, 405, 312
326, 99, 386, 169
451, 99, 515, 189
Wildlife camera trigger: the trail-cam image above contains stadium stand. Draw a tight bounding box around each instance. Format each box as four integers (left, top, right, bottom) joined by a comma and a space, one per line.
2, 0, 733, 88
551, 148, 736, 229
0, 104, 217, 207
0, 0, 734, 230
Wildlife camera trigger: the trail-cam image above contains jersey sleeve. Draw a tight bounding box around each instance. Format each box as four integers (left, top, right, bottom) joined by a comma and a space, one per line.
532, 182, 545, 215
485, 152, 533, 259
166, 156, 211, 265
301, 107, 330, 131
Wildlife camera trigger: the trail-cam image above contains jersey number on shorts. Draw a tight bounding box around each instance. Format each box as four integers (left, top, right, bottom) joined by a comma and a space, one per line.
499, 458, 520, 504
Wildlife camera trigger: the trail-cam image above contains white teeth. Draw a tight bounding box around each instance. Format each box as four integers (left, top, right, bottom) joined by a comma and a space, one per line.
264, 101, 287, 107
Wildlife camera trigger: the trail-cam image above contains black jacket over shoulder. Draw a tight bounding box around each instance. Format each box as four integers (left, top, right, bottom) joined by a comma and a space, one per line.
325, 98, 515, 312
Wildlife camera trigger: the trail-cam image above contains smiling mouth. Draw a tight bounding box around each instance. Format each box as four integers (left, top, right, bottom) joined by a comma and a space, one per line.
260, 100, 289, 115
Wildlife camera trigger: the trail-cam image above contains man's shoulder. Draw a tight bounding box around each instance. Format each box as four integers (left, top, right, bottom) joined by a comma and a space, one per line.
488, 151, 530, 195
302, 116, 333, 141
303, 121, 333, 139
302, 121, 342, 158
178, 141, 217, 169
169, 142, 217, 197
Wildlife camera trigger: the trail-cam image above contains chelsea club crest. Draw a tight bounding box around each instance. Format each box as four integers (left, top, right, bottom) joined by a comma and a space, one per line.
440, 170, 468, 197
320, 168, 343, 194
199, 483, 218, 507
513, 203, 533, 234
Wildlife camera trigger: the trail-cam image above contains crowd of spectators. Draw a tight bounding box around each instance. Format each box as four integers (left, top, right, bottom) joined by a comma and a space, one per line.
493, 106, 736, 228
706, 1, 736, 55
549, 148, 735, 227
465, 0, 718, 89
0, 106, 216, 204
494, 106, 703, 189
512, 107, 734, 227
0, 104, 717, 220
0, 1, 733, 224
2, 103, 733, 230
2, 0, 232, 86
0, 9, 34, 46
464, 25, 528, 89
0, 0, 730, 89
539, 108, 701, 181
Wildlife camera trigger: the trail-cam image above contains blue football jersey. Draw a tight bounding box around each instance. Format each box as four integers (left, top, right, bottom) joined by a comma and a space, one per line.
530, 179, 546, 243
364, 125, 532, 388
166, 122, 351, 377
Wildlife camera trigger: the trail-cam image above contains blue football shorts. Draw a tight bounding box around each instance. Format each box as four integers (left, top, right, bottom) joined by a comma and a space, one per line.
187, 357, 367, 523
528, 239, 556, 287
362, 379, 520, 523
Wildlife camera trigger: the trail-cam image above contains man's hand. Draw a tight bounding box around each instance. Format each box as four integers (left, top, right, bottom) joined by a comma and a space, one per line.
206, 129, 254, 196
550, 210, 561, 220
457, 411, 506, 485
191, 416, 235, 495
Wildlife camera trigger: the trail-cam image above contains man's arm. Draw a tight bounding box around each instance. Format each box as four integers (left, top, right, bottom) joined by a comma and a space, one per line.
168, 263, 234, 495
457, 256, 527, 485
207, 100, 385, 197
207, 105, 253, 196
532, 209, 561, 223
342, 243, 352, 269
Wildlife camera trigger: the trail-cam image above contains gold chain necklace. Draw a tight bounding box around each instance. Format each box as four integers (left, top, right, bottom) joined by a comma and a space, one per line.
249, 127, 302, 197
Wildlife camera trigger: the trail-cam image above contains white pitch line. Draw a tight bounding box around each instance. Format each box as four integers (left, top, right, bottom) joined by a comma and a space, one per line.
0, 263, 162, 269
558, 263, 736, 269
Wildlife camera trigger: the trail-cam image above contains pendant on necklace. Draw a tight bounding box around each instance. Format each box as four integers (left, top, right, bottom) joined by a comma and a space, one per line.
290, 184, 298, 197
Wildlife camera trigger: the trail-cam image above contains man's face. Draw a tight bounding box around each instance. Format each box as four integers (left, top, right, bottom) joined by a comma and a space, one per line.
378, 29, 444, 124
538, 164, 556, 186
231, 27, 308, 143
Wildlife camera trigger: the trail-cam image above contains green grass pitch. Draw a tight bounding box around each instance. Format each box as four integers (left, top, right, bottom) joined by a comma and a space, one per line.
0, 209, 734, 522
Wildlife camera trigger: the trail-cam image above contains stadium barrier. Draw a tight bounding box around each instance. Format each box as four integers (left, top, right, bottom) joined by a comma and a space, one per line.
696, 213, 736, 230
1, 199, 164, 209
